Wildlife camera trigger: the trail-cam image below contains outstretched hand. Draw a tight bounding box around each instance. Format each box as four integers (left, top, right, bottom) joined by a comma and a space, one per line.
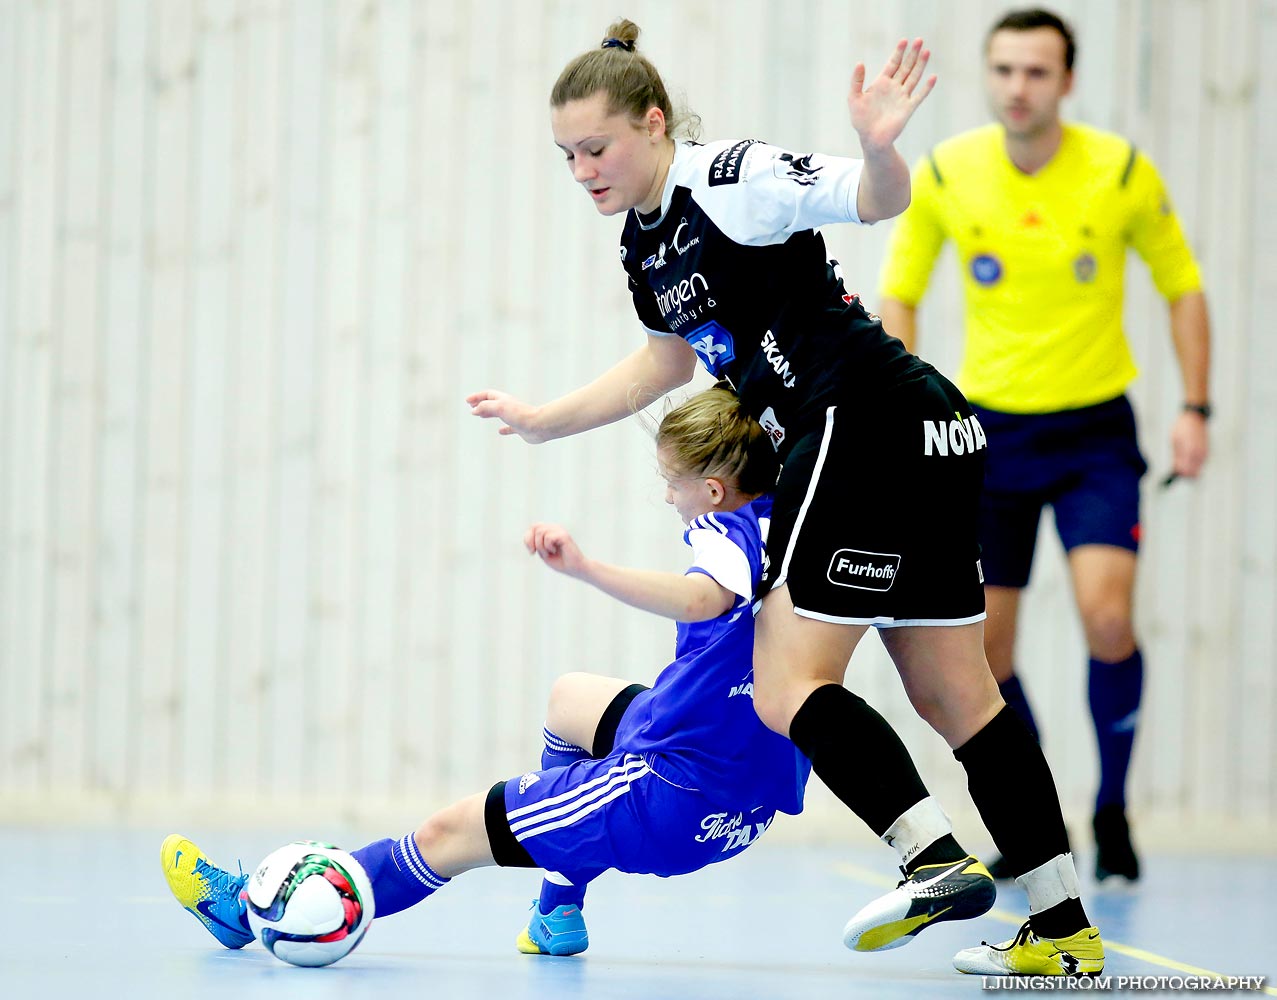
525, 522, 587, 577
466, 389, 549, 443
849, 38, 937, 154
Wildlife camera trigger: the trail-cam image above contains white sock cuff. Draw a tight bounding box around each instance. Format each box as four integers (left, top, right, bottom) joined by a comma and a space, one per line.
881, 796, 954, 867
1015, 852, 1081, 913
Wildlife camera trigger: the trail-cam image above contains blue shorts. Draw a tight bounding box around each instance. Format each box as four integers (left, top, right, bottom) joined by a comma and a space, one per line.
973, 396, 1148, 589
485, 752, 776, 885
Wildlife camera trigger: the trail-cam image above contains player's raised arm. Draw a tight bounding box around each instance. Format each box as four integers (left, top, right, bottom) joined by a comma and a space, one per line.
851, 38, 937, 223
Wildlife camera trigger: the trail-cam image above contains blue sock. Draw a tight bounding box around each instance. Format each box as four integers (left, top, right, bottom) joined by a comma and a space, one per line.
998, 673, 1041, 744
537, 873, 587, 913
351, 834, 449, 918
541, 727, 592, 771
1088, 649, 1144, 811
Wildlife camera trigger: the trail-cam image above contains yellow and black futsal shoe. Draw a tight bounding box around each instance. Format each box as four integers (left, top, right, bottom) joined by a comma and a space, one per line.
843, 855, 996, 952
953, 920, 1105, 976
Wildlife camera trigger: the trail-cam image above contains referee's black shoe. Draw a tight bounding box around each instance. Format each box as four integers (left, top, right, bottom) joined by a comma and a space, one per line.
1093, 804, 1140, 882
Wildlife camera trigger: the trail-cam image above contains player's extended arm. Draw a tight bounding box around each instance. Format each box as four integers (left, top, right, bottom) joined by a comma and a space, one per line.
876, 296, 919, 354
576, 562, 736, 623
467, 334, 697, 444
1168, 290, 1211, 478
526, 522, 736, 623
850, 39, 937, 223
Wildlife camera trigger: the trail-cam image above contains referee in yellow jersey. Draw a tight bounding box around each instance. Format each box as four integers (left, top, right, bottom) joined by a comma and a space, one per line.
878, 8, 1211, 884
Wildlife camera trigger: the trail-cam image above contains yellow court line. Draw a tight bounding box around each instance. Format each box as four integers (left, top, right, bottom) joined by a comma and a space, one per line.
835, 862, 1277, 996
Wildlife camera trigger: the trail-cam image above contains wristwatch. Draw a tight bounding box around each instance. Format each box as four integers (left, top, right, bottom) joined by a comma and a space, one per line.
1183, 402, 1212, 419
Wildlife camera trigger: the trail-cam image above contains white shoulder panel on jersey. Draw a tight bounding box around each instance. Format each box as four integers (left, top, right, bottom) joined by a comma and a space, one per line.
669, 139, 866, 247
686, 517, 755, 601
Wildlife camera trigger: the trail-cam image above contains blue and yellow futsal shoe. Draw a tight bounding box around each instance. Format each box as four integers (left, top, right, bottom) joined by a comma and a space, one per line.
843, 855, 996, 952
953, 920, 1105, 976
160, 834, 253, 950
515, 899, 589, 956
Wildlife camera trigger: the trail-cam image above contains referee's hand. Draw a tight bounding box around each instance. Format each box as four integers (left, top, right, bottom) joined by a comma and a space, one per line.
1170, 409, 1209, 479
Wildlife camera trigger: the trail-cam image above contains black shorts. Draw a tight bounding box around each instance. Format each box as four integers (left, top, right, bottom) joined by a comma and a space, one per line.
764, 369, 986, 626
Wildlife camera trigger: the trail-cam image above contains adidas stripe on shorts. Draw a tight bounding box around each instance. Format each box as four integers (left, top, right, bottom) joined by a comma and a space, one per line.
485, 750, 776, 883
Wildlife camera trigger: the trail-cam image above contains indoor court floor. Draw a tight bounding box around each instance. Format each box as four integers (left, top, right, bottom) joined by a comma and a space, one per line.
1, 826, 1272, 998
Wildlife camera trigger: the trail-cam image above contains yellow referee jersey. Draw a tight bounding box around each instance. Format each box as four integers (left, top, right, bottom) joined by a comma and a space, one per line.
879, 122, 1202, 413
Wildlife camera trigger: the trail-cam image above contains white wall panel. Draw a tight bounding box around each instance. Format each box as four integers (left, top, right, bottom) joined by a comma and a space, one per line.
0, 0, 1272, 843
182, 0, 236, 793
132, 0, 192, 797
267, 0, 324, 801
221, 0, 283, 798
48, 0, 108, 792
0, 0, 15, 797
352, 0, 411, 806
4, 0, 62, 794
1239, 0, 1277, 825
94, 0, 149, 801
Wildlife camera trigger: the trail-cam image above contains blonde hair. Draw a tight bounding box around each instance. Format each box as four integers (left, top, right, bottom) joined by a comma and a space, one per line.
550, 18, 700, 140
656, 388, 778, 496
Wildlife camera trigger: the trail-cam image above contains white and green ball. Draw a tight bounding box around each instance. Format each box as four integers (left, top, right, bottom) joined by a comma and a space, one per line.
245, 841, 375, 967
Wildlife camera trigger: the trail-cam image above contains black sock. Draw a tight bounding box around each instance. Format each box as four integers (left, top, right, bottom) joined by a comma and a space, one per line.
908, 834, 967, 872
789, 683, 935, 838
1032, 897, 1091, 939
998, 673, 1041, 743
954, 705, 1069, 876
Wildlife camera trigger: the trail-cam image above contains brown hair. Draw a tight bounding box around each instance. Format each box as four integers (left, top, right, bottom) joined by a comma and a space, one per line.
656, 388, 778, 497
551, 18, 700, 139
988, 8, 1076, 70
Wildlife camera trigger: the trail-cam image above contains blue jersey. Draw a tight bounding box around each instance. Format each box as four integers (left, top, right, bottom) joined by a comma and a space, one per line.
613, 495, 811, 816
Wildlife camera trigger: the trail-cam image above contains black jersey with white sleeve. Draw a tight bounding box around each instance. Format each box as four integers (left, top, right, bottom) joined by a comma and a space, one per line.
620, 139, 926, 458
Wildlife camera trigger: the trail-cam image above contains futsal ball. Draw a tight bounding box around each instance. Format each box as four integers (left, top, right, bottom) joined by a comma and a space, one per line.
244, 841, 375, 967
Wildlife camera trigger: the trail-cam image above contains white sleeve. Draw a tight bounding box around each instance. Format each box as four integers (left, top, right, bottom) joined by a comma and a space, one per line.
691, 139, 866, 247
686, 519, 754, 601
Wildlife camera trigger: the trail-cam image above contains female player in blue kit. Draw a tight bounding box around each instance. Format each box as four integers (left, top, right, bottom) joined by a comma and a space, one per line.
162, 387, 813, 957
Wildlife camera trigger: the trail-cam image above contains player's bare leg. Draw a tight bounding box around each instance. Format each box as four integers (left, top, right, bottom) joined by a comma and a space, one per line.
753, 587, 994, 952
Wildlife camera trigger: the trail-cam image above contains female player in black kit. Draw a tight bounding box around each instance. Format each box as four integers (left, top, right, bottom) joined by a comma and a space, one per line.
469, 19, 1103, 977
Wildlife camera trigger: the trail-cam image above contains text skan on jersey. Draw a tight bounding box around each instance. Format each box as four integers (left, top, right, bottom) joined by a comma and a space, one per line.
621, 139, 927, 457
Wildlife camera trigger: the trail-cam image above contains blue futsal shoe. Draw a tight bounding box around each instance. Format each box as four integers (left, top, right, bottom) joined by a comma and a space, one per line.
161, 834, 254, 949
515, 899, 589, 956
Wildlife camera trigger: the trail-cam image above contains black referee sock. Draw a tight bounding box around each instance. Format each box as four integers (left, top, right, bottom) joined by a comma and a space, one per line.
789, 683, 937, 840
953, 705, 1071, 876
